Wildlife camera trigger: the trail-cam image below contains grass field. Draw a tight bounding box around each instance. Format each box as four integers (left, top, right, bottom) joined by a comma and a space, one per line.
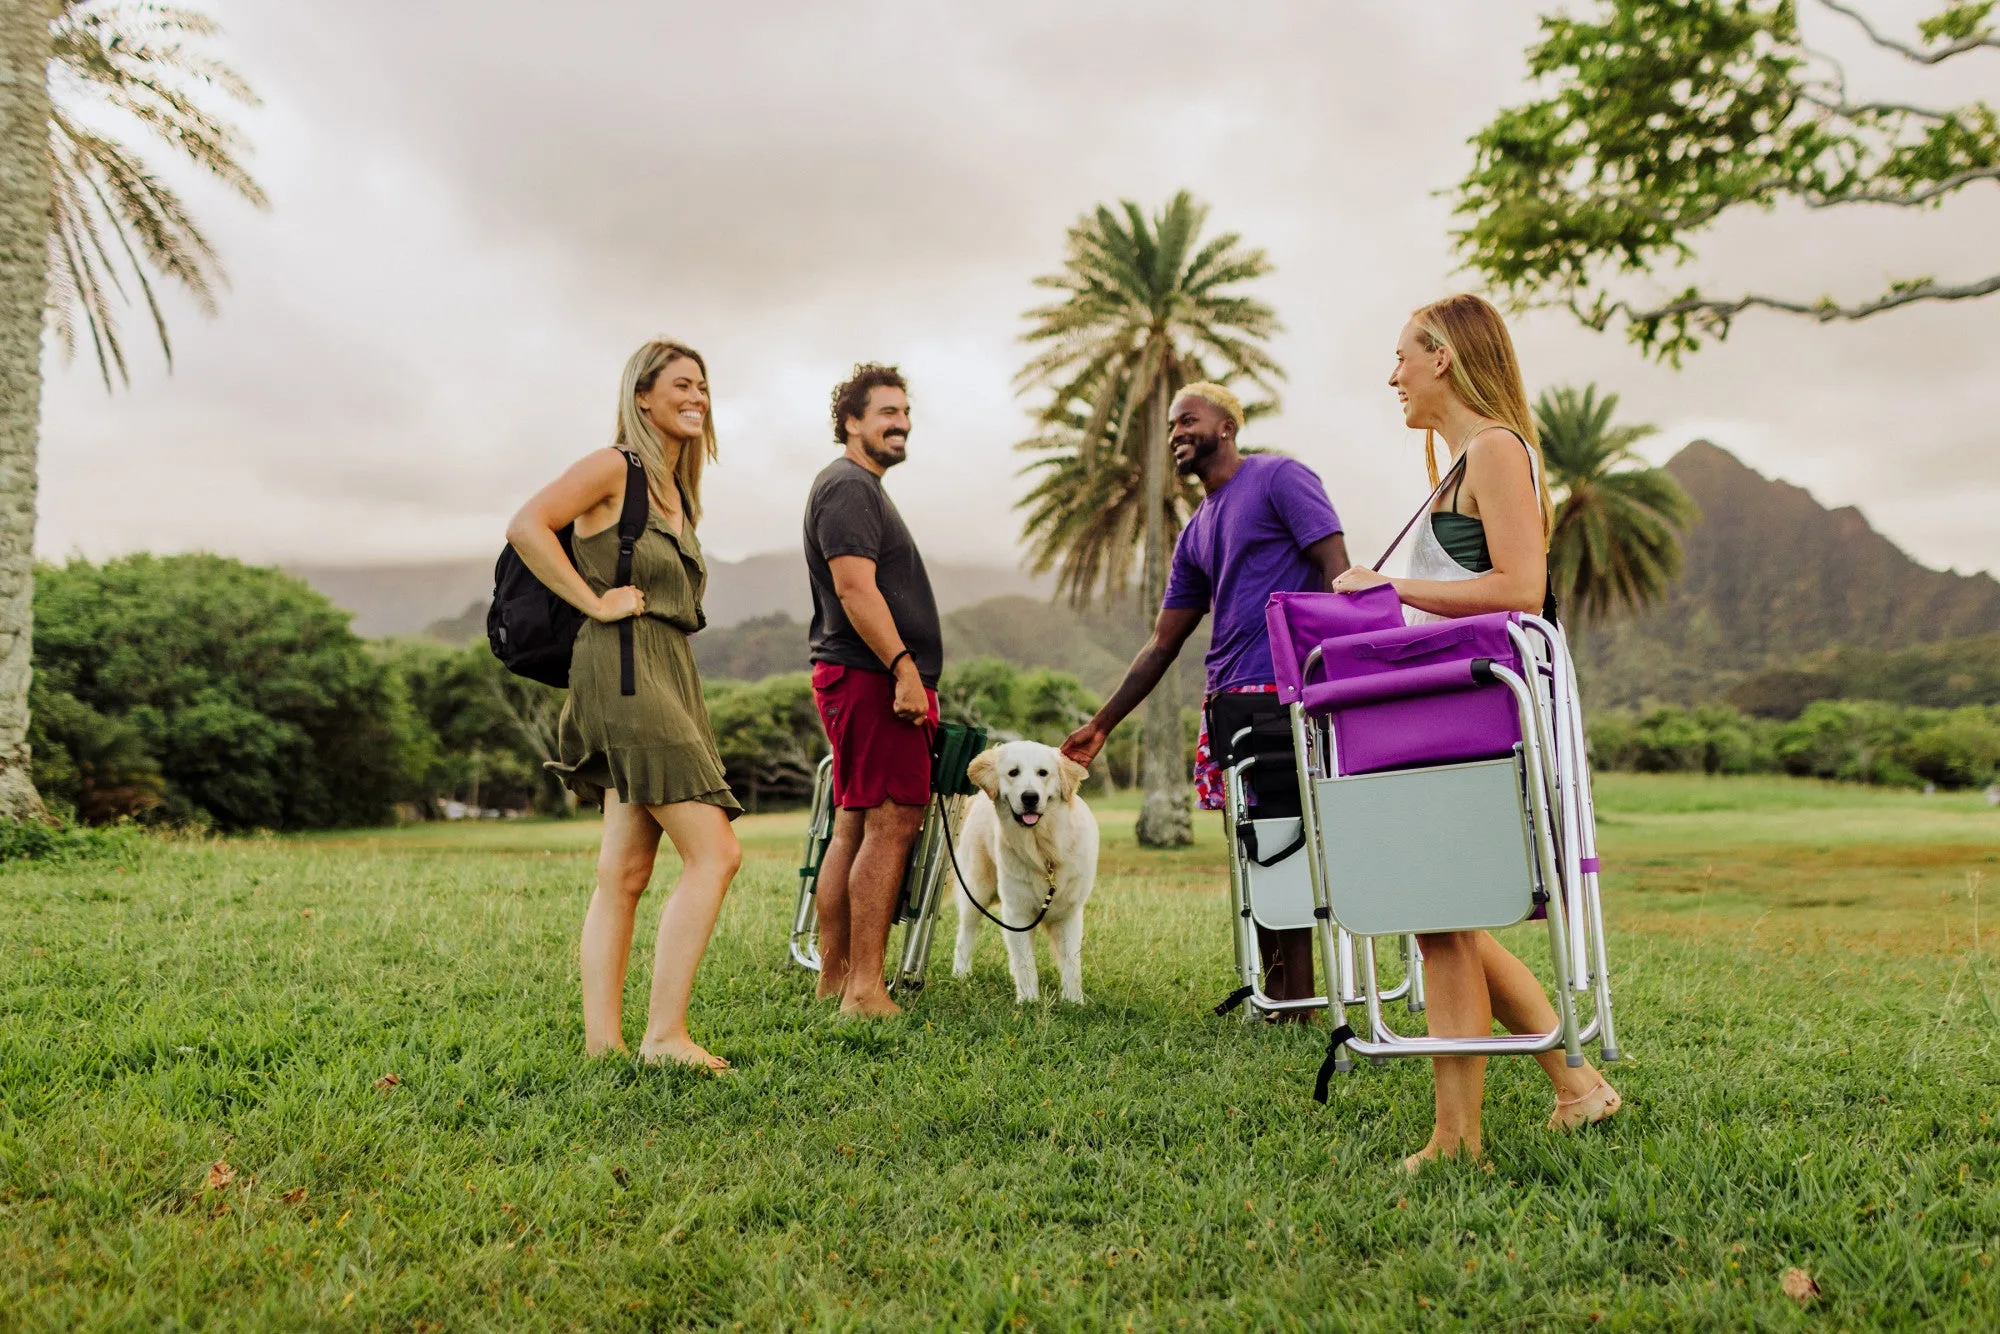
4, 775, 1998, 1330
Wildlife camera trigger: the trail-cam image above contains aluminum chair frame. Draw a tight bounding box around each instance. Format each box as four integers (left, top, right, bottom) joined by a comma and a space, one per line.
1290, 615, 1620, 1075
1220, 730, 1423, 1022
786, 755, 970, 996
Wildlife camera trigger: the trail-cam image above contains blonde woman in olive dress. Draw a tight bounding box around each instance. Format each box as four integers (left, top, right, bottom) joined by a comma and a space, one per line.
506, 339, 742, 1071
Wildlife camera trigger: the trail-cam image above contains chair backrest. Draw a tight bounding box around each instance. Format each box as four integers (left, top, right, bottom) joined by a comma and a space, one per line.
1265, 586, 1405, 703
1306, 613, 1526, 776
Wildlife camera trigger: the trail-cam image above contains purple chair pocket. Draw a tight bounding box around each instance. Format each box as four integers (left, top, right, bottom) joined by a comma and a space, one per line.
1305, 613, 1525, 776
1266, 585, 1405, 703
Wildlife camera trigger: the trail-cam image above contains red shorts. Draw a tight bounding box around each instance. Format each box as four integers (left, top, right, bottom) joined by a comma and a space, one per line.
811, 662, 939, 809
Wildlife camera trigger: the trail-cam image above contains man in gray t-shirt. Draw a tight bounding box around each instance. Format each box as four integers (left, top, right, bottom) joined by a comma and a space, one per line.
801, 363, 941, 1020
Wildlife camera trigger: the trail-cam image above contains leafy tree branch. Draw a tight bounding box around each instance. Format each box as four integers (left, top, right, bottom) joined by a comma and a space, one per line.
1452, 0, 2000, 361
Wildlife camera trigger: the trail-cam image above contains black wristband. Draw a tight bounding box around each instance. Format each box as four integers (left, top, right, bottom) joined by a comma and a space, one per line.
888, 649, 913, 674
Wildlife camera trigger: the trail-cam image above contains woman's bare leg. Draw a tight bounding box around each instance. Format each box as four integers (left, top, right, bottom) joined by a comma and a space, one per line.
1412, 930, 1610, 1164
580, 792, 664, 1055
637, 800, 742, 1070
1413, 930, 1490, 1163
1474, 931, 1602, 1100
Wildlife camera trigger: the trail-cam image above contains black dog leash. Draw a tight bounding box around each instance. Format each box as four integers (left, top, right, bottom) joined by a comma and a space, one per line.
933, 790, 1059, 934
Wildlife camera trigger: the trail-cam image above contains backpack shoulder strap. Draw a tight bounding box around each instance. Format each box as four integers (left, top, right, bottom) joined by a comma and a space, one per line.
613, 448, 647, 697
615, 449, 648, 557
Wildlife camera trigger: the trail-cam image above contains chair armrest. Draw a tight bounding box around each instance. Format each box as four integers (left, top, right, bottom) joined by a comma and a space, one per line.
1300, 659, 1491, 716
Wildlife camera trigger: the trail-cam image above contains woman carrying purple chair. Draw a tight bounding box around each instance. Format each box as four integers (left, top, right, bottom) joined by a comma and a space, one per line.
1332, 294, 1621, 1171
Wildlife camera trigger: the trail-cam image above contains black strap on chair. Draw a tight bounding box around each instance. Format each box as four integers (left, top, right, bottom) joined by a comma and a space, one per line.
1312, 1024, 1358, 1103
1212, 985, 1255, 1016
612, 449, 648, 697
1237, 821, 1307, 869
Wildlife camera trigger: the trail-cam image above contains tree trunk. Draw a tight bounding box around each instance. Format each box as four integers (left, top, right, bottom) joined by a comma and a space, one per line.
1134, 373, 1190, 848
0, 6, 50, 823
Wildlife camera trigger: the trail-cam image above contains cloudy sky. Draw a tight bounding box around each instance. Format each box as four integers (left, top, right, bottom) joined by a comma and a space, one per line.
36, 0, 2000, 578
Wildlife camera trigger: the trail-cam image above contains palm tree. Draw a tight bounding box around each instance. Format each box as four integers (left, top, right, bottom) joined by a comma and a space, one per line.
1014, 379, 1205, 610
1016, 192, 1282, 847
0, 3, 260, 822
1, 2, 56, 821
1535, 384, 1700, 636
46, 0, 265, 389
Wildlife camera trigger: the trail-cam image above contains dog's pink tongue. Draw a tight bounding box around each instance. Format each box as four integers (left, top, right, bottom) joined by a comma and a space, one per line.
1019, 811, 1041, 826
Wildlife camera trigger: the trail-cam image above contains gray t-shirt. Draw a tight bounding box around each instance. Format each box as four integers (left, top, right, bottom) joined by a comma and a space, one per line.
803, 457, 943, 686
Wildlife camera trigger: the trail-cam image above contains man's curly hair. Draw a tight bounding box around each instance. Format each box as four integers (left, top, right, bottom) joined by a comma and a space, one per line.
830, 363, 907, 444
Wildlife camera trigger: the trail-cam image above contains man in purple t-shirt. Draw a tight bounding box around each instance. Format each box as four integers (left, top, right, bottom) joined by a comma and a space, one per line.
1061, 382, 1348, 1013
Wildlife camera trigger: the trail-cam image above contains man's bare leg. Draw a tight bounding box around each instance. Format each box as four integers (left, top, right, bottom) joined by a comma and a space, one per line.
1259, 926, 1319, 1023
814, 810, 864, 1000
839, 801, 924, 1018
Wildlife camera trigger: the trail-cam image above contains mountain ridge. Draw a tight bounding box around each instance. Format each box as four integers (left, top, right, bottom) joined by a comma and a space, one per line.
1577, 440, 2000, 704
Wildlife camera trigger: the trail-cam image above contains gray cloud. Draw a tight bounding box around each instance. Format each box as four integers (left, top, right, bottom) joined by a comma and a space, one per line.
36, 0, 1999, 579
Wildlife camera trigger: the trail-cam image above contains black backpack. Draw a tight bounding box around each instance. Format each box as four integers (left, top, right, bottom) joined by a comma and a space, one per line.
487, 448, 648, 693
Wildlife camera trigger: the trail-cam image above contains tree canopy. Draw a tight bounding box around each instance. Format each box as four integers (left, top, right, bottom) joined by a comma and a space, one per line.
1452, 0, 2000, 361
31, 554, 422, 829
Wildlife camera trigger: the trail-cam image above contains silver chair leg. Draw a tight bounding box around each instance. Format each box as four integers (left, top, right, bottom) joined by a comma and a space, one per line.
889, 795, 965, 996
789, 756, 836, 972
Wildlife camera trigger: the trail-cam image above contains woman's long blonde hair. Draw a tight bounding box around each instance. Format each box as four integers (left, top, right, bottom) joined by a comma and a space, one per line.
615, 339, 718, 524
1413, 294, 1553, 545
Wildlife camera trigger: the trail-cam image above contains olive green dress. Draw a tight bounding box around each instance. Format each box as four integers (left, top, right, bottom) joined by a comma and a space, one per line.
549, 494, 741, 818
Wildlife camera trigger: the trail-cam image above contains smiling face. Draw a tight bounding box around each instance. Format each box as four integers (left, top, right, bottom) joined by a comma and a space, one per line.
1389, 319, 1454, 431
846, 386, 911, 470
1169, 394, 1232, 476
967, 741, 1087, 827
636, 355, 709, 443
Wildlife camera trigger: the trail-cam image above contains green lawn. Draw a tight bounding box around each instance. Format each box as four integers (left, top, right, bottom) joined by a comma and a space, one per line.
3, 776, 1997, 1330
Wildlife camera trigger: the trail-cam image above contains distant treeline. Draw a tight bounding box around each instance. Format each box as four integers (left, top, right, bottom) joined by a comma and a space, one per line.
29, 554, 1147, 829
1588, 701, 2000, 789
42, 553, 1984, 831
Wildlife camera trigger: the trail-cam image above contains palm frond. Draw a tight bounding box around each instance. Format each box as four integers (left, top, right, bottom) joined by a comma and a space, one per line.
1537, 382, 1697, 625
43, 0, 265, 389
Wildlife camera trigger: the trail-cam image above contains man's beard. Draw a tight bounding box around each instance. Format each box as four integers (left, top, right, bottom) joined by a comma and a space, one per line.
863, 431, 908, 469
1173, 434, 1219, 475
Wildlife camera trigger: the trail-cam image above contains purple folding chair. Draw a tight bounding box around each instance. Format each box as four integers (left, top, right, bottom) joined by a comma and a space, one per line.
1276, 604, 1621, 1098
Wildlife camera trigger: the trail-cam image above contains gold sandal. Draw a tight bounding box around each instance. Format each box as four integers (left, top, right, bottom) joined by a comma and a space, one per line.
1550, 1079, 1622, 1131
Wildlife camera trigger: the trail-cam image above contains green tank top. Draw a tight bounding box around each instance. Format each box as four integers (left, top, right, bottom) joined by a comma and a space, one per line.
1429, 512, 1492, 573
1430, 440, 1559, 620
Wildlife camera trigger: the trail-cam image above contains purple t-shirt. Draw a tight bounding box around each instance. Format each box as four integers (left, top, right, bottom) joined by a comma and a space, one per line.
1163, 454, 1342, 692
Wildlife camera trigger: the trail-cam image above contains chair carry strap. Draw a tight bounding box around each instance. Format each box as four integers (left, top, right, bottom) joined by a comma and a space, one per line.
613, 449, 648, 697
1373, 454, 1466, 570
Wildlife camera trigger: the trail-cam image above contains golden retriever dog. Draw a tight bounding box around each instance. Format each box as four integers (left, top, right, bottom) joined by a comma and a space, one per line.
952, 740, 1100, 1003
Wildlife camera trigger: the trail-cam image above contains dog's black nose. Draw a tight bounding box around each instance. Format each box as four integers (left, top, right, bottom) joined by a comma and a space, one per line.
1020, 791, 1039, 809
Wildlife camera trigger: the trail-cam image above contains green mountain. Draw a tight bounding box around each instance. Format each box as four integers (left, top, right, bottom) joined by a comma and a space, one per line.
1578, 441, 2000, 706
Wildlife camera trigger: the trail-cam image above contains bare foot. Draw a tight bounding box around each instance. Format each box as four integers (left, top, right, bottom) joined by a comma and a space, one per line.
838, 990, 903, 1020
638, 1038, 730, 1073
1402, 1137, 1479, 1174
